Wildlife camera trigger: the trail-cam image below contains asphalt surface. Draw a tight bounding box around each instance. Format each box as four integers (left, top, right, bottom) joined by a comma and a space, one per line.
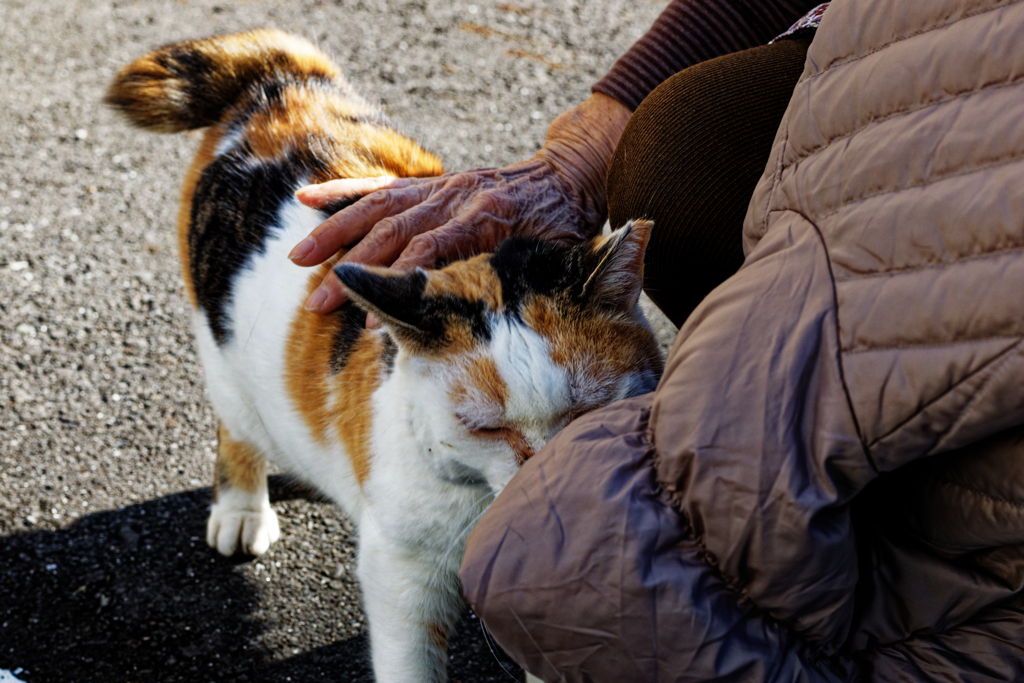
0, 0, 675, 681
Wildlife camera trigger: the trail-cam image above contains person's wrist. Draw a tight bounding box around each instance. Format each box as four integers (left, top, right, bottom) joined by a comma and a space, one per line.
536, 93, 632, 232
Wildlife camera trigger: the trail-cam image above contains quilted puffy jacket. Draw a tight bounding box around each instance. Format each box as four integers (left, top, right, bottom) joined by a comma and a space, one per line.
459, 0, 1024, 680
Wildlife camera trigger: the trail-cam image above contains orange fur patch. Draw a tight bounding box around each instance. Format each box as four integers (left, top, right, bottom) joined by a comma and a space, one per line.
416, 257, 504, 357
105, 29, 342, 133
424, 255, 503, 312
332, 336, 386, 484
426, 622, 449, 650
462, 355, 508, 408
285, 259, 384, 485
215, 422, 268, 498
504, 427, 535, 463
241, 86, 443, 180
521, 296, 662, 386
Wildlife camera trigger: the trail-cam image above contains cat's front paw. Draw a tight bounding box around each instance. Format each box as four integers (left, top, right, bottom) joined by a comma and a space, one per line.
207, 491, 281, 556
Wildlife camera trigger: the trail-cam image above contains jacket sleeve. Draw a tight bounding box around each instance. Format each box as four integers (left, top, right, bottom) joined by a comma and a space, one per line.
593, 0, 817, 110
649, 211, 876, 652
459, 394, 857, 682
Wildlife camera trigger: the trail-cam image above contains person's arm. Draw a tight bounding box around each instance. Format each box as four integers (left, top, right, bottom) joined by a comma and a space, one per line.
593, 0, 818, 110
290, 92, 631, 314
293, 0, 817, 315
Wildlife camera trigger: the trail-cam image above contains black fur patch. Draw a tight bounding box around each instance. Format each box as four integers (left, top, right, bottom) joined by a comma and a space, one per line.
232, 77, 391, 132
489, 236, 597, 314
160, 45, 221, 129
380, 333, 398, 375
328, 303, 368, 374
189, 146, 315, 345
335, 265, 491, 351
423, 295, 491, 344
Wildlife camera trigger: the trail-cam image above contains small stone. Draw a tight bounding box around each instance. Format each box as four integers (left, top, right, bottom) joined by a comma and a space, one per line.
15, 324, 35, 337
75, 128, 89, 140
8, 261, 28, 271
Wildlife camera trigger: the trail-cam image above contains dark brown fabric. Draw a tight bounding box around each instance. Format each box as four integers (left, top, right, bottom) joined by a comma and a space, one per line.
607, 37, 811, 328
592, 0, 815, 110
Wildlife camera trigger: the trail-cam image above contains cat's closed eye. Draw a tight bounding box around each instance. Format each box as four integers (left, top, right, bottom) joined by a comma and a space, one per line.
464, 422, 534, 462
471, 425, 510, 437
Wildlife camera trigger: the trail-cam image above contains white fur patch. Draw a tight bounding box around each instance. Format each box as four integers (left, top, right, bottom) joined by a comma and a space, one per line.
207, 487, 280, 556
490, 315, 571, 442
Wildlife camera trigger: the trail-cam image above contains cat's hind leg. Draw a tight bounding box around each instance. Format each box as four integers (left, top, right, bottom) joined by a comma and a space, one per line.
206, 422, 280, 556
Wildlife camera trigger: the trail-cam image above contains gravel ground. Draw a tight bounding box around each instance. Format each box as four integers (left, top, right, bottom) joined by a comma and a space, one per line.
0, 0, 676, 681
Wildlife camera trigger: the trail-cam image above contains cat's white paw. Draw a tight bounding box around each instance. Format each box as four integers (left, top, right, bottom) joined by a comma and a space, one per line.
206, 490, 281, 556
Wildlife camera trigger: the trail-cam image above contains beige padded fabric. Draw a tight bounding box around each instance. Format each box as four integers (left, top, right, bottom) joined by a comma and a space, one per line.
745, 0, 1024, 468
652, 0, 1024, 655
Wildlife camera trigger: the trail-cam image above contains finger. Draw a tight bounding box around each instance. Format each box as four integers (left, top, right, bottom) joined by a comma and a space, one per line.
391, 218, 502, 272
339, 198, 455, 268
295, 175, 408, 208
290, 183, 438, 266
391, 189, 519, 270
303, 269, 349, 314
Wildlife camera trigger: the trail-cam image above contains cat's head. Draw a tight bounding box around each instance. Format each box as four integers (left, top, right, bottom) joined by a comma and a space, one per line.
335, 220, 664, 492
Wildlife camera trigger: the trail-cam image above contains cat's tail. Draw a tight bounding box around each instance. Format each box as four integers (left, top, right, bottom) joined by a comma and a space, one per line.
105, 29, 341, 133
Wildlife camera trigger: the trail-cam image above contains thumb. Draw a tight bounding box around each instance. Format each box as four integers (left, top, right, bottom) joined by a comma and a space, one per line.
295, 175, 400, 209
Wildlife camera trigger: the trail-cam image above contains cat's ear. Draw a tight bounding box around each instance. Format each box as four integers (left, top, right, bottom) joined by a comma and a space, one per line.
333, 264, 432, 346
580, 219, 652, 310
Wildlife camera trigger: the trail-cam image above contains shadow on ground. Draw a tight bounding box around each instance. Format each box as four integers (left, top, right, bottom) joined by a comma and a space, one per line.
0, 481, 522, 683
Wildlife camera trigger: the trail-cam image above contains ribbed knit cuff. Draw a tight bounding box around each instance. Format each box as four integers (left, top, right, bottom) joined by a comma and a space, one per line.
593, 0, 816, 110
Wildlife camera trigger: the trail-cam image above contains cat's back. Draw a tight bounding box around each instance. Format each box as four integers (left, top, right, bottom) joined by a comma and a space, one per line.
105, 29, 443, 472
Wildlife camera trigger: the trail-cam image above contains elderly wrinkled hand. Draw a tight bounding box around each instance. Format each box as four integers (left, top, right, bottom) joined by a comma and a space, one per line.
289, 92, 632, 316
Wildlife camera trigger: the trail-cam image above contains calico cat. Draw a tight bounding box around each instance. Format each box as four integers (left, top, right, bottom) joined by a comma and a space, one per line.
106, 30, 663, 683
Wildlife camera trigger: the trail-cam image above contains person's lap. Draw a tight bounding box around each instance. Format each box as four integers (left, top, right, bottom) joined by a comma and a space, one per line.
607, 36, 812, 327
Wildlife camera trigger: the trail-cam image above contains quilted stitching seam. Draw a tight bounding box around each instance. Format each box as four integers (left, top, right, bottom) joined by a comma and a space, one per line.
782, 68, 1024, 183
806, 0, 1024, 81
770, 0, 1024, 199
931, 338, 1024, 455
865, 337, 1022, 450
832, 242, 1024, 284
760, 126, 791, 240
844, 335, 1024, 356
935, 476, 1024, 511
811, 149, 1024, 225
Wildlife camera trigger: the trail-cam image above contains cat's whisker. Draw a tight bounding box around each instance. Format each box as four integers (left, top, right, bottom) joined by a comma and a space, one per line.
478, 615, 522, 682
243, 294, 270, 350
428, 496, 493, 588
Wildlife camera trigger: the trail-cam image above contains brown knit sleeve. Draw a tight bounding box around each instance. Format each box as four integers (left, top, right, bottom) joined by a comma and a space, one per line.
594, 0, 818, 110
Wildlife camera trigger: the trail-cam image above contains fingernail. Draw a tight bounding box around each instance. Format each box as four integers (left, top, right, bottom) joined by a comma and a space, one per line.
304, 286, 328, 312
289, 238, 316, 262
